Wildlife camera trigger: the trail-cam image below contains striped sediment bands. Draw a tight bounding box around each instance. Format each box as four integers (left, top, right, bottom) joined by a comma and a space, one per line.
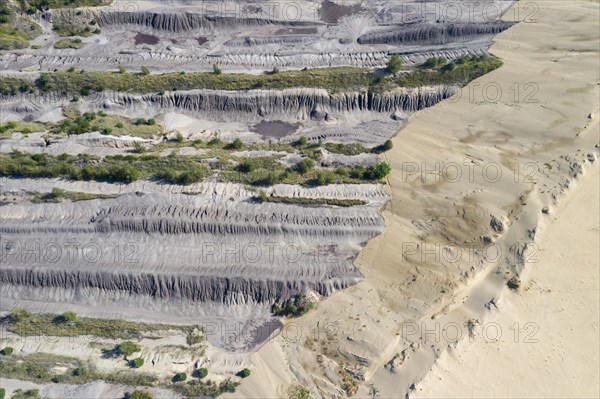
357, 21, 515, 45
109, 86, 458, 117
0, 193, 379, 306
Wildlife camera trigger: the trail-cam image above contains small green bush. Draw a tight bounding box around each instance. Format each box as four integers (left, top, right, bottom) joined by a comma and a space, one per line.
140, 66, 150, 76
0, 387, 5, 399
364, 162, 391, 180
296, 159, 314, 174
297, 136, 307, 146
239, 368, 251, 378
238, 160, 256, 173
60, 311, 77, 323
197, 367, 208, 379
51, 374, 64, 383
315, 171, 334, 186
0, 347, 13, 356
387, 54, 403, 73
72, 366, 89, 377
213, 64, 222, 75
118, 66, 126, 74
117, 341, 141, 358
130, 358, 144, 368
230, 138, 244, 150
174, 372, 187, 382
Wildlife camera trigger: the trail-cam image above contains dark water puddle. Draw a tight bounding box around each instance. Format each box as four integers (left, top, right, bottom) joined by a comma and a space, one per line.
197, 36, 209, 45
319, 0, 364, 23
251, 121, 300, 138
134, 32, 159, 45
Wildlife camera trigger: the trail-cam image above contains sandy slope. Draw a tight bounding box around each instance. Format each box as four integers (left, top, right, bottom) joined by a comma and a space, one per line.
413, 160, 599, 398
231, 1, 600, 398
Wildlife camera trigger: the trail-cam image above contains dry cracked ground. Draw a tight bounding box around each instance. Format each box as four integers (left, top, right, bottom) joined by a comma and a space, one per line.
0, 0, 571, 398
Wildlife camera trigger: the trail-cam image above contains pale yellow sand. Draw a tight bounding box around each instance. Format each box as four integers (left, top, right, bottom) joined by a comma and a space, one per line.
413, 161, 599, 399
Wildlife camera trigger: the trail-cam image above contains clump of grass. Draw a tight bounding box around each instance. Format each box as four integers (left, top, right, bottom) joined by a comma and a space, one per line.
54, 38, 84, 49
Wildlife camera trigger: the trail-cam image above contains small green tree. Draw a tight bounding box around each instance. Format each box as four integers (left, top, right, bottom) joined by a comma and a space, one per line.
197, 367, 208, 378
387, 54, 403, 73
239, 368, 251, 378
271, 66, 280, 74
213, 64, 222, 75
140, 66, 150, 76
118, 66, 126, 74
146, 118, 156, 126
297, 136, 308, 146
0, 387, 5, 399
117, 341, 141, 358
130, 358, 144, 368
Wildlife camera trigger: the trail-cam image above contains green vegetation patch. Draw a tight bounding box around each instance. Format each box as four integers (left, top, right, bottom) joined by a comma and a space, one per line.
0, 352, 157, 387
20, 0, 111, 12
172, 379, 240, 398
272, 293, 317, 317
0, 5, 42, 50
4, 309, 198, 340
31, 188, 117, 203
259, 194, 366, 207
8, 389, 40, 399
323, 142, 369, 156
0, 56, 502, 97
54, 38, 84, 49
49, 109, 163, 138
